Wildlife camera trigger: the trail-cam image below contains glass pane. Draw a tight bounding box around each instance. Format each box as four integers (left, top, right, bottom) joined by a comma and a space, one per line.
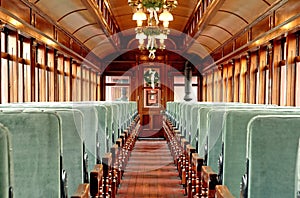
174, 76, 198, 84
296, 62, 300, 106
1, 60, 8, 103
174, 85, 197, 102
280, 65, 287, 106
105, 86, 129, 101
106, 76, 129, 84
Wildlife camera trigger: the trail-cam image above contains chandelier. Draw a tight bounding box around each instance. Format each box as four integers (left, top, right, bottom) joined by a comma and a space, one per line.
128, 0, 178, 59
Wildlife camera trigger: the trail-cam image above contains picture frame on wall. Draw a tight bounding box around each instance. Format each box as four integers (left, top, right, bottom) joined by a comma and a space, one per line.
144, 88, 160, 108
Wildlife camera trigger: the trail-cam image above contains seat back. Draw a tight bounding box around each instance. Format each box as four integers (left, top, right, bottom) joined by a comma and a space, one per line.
222, 109, 300, 197
207, 105, 273, 171
0, 111, 61, 197
44, 109, 84, 195
246, 115, 300, 198
0, 124, 11, 198
94, 104, 108, 163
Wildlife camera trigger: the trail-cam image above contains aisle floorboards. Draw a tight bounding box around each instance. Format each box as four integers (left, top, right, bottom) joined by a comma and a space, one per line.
117, 140, 185, 198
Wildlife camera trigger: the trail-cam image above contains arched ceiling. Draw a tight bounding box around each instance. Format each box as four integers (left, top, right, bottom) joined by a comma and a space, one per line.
189, 0, 280, 56
28, 0, 285, 61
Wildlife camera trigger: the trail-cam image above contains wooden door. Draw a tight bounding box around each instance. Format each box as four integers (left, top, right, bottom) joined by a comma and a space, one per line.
138, 65, 165, 138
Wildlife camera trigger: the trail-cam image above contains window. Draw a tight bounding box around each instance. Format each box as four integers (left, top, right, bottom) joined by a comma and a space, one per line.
295, 62, 300, 106
173, 76, 198, 102
105, 76, 130, 101
23, 39, 31, 102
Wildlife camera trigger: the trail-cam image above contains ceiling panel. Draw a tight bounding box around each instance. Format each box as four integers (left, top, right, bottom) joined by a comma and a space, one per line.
85, 35, 108, 50
73, 25, 104, 42
30, 0, 285, 60
58, 11, 96, 34
34, 0, 85, 21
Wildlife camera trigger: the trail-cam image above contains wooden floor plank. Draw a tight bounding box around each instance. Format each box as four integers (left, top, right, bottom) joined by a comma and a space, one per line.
117, 140, 186, 198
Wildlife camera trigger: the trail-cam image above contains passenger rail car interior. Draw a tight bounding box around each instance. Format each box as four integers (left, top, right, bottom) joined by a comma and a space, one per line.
0, 0, 300, 197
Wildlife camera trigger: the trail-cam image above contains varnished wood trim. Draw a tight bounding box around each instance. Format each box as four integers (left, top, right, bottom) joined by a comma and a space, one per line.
0, 8, 100, 71
201, 0, 289, 72
19, 0, 91, 55
81, 0, 119, 50
261, 0, 271, 6
194, 0, 226, 37
202, 9, 299, 73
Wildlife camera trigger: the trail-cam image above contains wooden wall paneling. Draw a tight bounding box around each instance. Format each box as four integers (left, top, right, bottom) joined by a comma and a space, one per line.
57, 29, 70, 49
48, 48, 55, 102
252, 16, 270, 40
71, 60, 77, 101
0, 31, 2, 103
239, 57, 245, 103
227, 63, 233, 102
198, 73, 203, 101
223, 41, 234, 58
234, 59, 240, 102
254, 50, 260, 104
202, 74, 207, 101
35, 13, 53, 39
272, 40, 281, 105
11, 30, 18, 103
2, 0, 31, 24
99, 73, 104, 101
249, 51, 257, 104
267, 42, 274, 104
37, 44, 45, 102
274, 0, 300, 27
96, 72, 100, 101
259, 48, 267, 104
88, 68, 92, 101
53, 49, 59, 101
286, 33, 296, 106
30, 38, 36, 101
245, 53, 250, 103
222, 65, 227, 102
206, 72, 212, 102
235, 32, 248, 50
69, 58, 73, 101
213, 69, 217, 102
210, 71, 214, 102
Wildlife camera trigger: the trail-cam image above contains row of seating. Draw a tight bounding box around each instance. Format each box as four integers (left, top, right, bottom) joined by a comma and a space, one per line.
0, 101, 139, 198
73, 114, 140, 198
164, 102, 300, 198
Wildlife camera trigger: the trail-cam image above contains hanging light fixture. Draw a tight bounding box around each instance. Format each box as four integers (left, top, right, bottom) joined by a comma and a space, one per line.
128, 0, 178, 59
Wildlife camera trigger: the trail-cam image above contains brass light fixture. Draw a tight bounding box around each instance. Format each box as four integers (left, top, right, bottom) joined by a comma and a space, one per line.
128, 0, 178, 59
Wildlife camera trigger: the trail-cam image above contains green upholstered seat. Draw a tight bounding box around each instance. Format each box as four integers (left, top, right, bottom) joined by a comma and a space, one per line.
44, 109, 84, 196
246, 115, 300, 198
206, 105, 274, 172
72, 104, 98, 173
191, 103, 243, 156
111, 104, 120, 143
221, 109, 300, 197
0, 124, 11, 198
103, 103, 114, 152
94, 104, 108, 162
0, 111, 61, 197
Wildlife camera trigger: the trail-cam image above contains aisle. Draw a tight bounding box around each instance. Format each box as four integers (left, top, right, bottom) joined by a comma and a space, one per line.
116, 140, 185, 198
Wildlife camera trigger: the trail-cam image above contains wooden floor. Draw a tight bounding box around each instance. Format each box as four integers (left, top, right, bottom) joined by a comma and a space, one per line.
117, 140, 186, 198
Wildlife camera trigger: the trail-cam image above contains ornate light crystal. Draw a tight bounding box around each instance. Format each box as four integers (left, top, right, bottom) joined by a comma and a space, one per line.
128, 0, 178, 59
